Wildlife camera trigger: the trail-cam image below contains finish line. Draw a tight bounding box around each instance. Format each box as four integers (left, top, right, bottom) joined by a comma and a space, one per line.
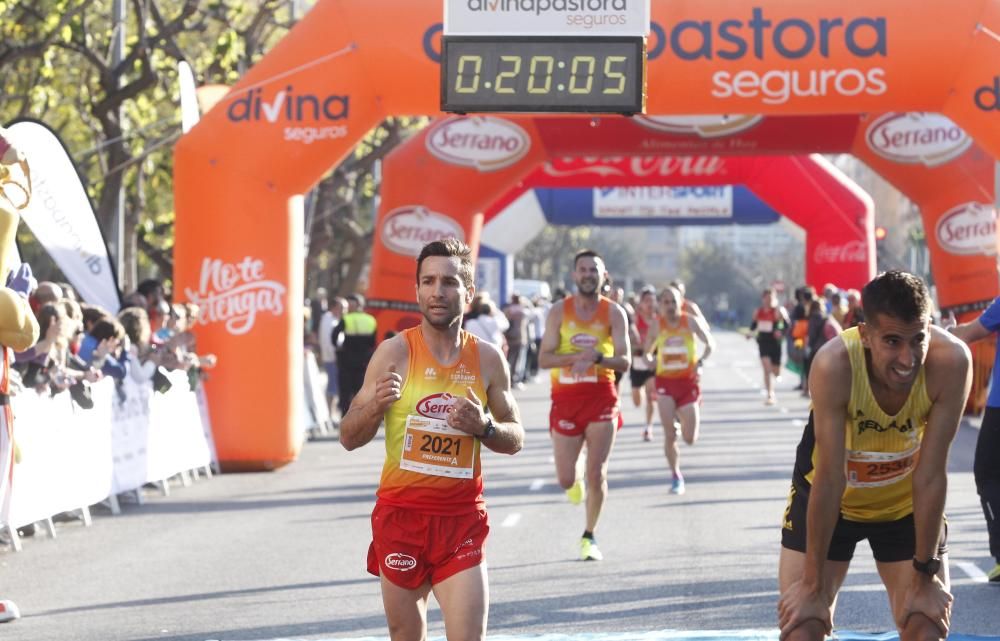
211, 631, 1000, 641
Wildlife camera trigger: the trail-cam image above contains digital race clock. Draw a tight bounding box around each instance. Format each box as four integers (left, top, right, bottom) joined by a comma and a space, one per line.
441, 36, 645, 114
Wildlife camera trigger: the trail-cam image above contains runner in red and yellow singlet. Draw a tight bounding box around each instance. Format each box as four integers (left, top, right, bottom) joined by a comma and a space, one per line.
643, 286, 714, 496
340, 239, 523, 641
539, 250, 630, 562
630, 287, 659, 442
750, 287, 790, 405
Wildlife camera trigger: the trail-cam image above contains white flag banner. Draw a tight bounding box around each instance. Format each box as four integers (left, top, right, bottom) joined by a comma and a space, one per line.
178, 61, 200, 134
6, 120, 120, 312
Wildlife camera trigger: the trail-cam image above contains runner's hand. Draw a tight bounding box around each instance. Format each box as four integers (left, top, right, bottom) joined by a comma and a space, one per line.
374, 364, 402, 411
898, 575, 952, 636
447, 386, 486, 435
777, 579, 832, 640
570, 348, 597, 377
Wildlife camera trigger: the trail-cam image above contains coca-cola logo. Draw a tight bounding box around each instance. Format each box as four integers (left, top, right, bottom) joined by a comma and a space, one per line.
935, 202, 997, 256
543, 156, 725, 179
865, 113, 971, 167
381, 206, 465, 257
426, 117, 530, 171
384, 553, 417, 571
184, 256, 286, 335
570, 333, 598, 349
813, 240, 869, 264
633, 114, 763, 138
416, 392, 457, 419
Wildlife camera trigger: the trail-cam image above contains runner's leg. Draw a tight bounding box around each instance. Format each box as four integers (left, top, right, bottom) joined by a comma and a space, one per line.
552, 431, 586, 489
877, 556, 951, 641
778, 547, 850, 641
583, 420, 616, 532
657, 394, 679, 475
434, 564, 489, 641
677, 402, 700, 446
380, 575, 432, 641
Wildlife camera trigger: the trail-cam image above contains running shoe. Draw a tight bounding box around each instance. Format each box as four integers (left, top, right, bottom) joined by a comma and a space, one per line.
0, 600, 20, 623
988, 563, 1000, 583
670, 475, 686, 495
580, 537, 604, 561
642, 426, 653, 441
765, 394, 776, 406
566, 478, 586, 505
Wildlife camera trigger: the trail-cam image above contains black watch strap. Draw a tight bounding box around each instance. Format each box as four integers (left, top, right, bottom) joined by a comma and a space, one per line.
912, 556, 941, 576
481, 417, 497, 439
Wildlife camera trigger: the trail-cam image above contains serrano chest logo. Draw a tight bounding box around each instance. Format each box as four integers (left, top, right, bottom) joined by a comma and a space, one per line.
381, 206, 465, 257
865, 113, 971, 167
570, 333, 598, 349
935, 202, 997, 256
417, 392, 458, 419
426, 117, 530, 171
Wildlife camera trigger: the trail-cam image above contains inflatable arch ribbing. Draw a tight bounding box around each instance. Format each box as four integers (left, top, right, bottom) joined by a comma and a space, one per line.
175, 0, 1000, 469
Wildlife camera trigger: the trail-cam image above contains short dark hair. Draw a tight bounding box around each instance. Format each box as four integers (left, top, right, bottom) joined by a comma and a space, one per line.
416, 239, 474, 289
861, 270, 930, 325
574, 249, 602, 268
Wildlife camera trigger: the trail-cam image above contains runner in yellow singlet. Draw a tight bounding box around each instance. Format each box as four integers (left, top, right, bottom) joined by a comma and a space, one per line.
778, 271, 971, 641
340, 238, 524, 641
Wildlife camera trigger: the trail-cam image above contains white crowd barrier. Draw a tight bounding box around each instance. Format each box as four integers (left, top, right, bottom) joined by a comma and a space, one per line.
2, 370, 216, 544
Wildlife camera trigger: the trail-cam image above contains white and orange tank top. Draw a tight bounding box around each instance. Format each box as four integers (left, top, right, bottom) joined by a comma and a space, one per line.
550, 295, 616, 397
653, 314, 697, 379
377, 327, 488, 515
805, 326, 933, 522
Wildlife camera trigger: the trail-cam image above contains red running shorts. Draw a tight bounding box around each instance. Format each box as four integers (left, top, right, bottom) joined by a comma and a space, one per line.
549, 391, 621, 437
367, 502, 489, 589
654, 375, 701, 408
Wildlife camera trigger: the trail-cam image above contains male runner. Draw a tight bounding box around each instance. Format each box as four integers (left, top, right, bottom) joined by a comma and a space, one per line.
539, 250, 630, 561
944, 302, 1000, 582
341, 238, 524, 641
643, 286, 714, 495
630, 287, 658, 441
778, 271, 971, 641
750, 287, 790, 405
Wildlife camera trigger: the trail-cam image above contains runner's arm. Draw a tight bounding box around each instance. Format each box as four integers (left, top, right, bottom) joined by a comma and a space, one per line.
691, 314, 716, 365
947, 317, 992, 344
477, 341, 524, 455
339, 335, 407, 451
538, 302, 575, 369
603, 303, 631, 372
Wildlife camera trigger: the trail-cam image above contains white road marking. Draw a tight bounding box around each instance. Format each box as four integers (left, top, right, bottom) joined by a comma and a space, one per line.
779, 407, 789, 414
954, 560, 989, 583
501, 513, 521, 528
529, 478, 545, 491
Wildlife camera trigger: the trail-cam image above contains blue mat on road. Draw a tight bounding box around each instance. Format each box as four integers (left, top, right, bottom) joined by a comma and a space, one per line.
227, 631, 1000, 641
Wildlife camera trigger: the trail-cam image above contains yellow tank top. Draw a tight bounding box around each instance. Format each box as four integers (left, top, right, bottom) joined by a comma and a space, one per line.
653, 314, 697, 378
550, 295, 616, 397
807, 326, 933, 522
377, 327, 488, 515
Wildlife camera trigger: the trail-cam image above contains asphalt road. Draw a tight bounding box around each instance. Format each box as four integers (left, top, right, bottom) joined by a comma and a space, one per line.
2, 331, 997, 641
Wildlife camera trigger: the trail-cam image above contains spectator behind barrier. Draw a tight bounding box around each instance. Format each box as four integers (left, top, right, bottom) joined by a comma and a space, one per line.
79, 317, 128, 381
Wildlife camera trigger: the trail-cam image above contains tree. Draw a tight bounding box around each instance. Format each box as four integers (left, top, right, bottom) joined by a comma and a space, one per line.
679, 241, 760, 324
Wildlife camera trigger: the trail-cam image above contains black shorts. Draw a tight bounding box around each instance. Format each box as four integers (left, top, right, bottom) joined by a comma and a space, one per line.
780, 483, 948, 562
757, 338, 782, 364
630, 368, 655, 388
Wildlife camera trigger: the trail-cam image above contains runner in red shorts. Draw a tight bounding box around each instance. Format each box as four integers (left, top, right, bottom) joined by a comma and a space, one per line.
643, 286, 715, 495
539, 249, 630, 561
340, 239, 524, 641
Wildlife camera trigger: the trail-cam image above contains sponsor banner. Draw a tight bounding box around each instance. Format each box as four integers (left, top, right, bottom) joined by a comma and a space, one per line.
426, 117, 530, 171
545, 155, 727, 180
934, 202, 997, 256
445, 0, 650, 36
865, 113, 972, 167
381, 206, 466, 256
633, 114, 764, 138
6, 121, 120, 312
593, 185, 733, 218
813, 239, 869, 264
224, 86, 350, 145
178, 61, 201, 134
183, 256, 287, 336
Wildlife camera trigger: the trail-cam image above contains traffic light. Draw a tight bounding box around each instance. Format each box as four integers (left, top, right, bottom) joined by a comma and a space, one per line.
874, 226, 888, 242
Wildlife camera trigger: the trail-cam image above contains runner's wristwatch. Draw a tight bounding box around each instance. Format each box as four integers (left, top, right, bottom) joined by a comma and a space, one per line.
481, 417, 497, 440
912, 556, 941, 576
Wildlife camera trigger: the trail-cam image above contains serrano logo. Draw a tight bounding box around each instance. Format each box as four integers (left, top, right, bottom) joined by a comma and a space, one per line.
184, 256, 286, 336
935, 202, 997, 256
426, 117, 530, 171
865, 113, 971, 167
570, 333, 598, 349
633, 115, 764, 138
225, 86, 350, 145
381, 206, 465, 257
384, 553, 417, 571
813, 240, 868, 264
417, 392, 458, 419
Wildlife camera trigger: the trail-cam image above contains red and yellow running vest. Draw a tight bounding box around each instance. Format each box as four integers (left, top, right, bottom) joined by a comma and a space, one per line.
550, 295, 616, 398
653, 314, 698, 379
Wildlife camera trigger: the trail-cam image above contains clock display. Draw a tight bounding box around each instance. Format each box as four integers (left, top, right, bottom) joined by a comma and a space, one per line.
441, 36, 645, 114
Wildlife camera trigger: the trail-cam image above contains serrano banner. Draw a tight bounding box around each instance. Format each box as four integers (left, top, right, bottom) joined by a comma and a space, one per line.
174, 0, 1000, 469
6, 120, 120, 312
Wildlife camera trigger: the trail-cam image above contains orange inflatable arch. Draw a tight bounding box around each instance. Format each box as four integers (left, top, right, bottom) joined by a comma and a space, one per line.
174, 0, 1000, 469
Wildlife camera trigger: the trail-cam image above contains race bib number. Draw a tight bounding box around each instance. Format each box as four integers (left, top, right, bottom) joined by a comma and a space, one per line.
757, 320, 774, 333
846, 446, 919, 488
400, 415, 476, 479
660, 345, 690, 372
558, 366, 598, 384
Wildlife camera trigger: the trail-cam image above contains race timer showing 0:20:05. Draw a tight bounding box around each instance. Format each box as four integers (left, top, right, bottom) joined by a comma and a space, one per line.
441, 36, 645, 114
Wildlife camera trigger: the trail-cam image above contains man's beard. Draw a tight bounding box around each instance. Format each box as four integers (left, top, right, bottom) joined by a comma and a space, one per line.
577, 280, 599, 297
423, 307, 462, 329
